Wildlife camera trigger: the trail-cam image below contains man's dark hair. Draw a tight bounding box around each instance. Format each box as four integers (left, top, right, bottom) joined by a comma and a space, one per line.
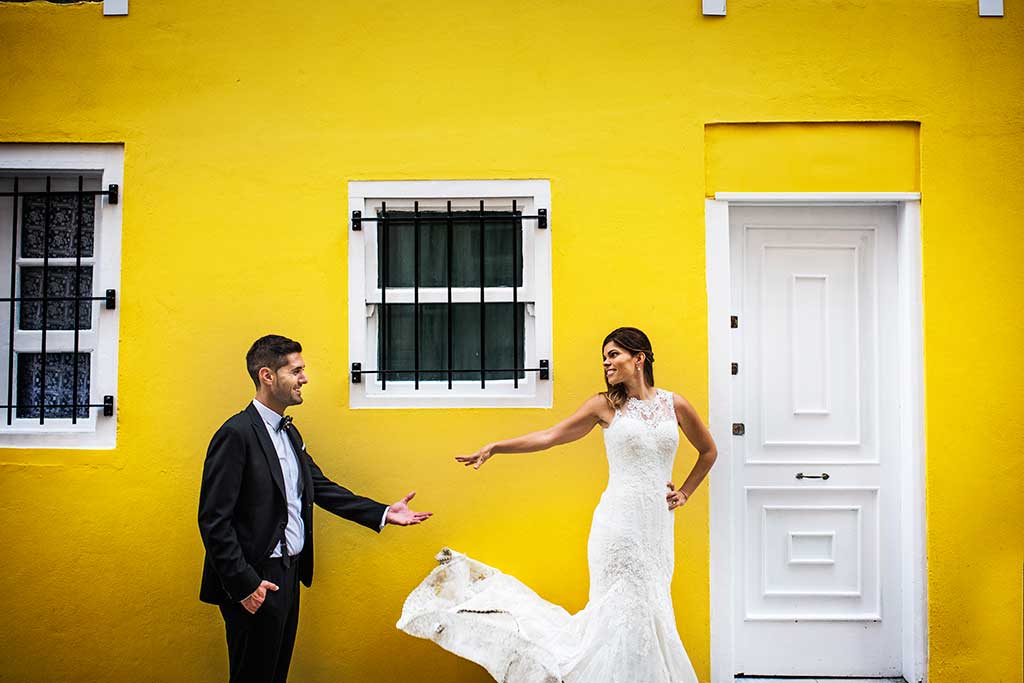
246, 335, 302, 388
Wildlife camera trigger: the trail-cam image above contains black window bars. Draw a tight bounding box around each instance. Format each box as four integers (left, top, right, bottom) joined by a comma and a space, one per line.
0, 175, 117, 425
351, 201, 550, 390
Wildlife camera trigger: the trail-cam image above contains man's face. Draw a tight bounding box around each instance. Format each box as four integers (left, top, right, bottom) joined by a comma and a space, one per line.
269, 352, 308, 407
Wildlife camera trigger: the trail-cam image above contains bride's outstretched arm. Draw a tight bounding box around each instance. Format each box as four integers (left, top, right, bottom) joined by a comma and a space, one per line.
666, 392, 718, 510
455, 394, 609, 469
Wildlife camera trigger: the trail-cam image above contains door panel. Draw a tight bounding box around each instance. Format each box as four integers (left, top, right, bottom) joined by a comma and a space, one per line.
744, 487, 879, 619
730, 206, 900, 677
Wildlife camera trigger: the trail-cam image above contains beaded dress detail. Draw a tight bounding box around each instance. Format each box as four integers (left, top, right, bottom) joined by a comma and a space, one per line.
397, 389, 698, 683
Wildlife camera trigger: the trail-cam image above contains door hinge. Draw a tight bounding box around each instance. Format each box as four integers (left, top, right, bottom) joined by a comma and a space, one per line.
732, 422, 745, 435
730, 315, 738, 328
731, 362, 738, 375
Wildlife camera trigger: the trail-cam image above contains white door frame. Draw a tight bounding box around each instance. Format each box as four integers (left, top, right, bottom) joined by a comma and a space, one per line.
706, 192, 927, 683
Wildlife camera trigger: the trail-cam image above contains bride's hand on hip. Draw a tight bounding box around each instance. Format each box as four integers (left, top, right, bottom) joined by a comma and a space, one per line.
455, 445, 494, 470
666, 481, 688, 511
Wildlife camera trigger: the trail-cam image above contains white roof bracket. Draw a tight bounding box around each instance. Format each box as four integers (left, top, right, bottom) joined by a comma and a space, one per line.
979, 0, 1004, 16
703, 0, 726, 16
104, 0, 128, 16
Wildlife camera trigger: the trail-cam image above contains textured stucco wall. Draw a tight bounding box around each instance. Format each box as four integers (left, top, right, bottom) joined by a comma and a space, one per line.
0, 1, 1021, 681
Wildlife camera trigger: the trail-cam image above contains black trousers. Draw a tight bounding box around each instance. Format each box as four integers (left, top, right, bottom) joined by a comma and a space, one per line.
219, 556, 301, 683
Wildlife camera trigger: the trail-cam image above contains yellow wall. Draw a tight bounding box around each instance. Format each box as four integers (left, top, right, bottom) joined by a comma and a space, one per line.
0, 1, 1021, 681
705, 122, 920, 193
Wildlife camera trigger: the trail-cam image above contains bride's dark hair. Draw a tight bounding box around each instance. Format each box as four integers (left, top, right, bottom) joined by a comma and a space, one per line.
601, 327, 655, 410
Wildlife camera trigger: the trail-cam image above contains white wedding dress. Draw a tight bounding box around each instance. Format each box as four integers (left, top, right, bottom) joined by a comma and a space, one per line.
397, 389, 699, 683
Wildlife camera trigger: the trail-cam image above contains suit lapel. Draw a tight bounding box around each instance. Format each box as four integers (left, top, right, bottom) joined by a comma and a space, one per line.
290, 425, 312, 498
246, 403, 287, 500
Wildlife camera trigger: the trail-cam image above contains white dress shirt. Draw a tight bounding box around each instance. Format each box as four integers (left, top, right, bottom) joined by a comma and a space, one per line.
251, 399, 388, 560
252, 399, 305, 557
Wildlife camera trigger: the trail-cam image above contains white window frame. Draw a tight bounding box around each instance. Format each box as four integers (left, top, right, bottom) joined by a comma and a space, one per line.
348, 180, 552, 409
0, 144, 123, 449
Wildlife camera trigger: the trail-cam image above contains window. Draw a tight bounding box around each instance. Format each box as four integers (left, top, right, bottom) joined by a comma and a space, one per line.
348, 180, 552, 408
0, 145, 123, 448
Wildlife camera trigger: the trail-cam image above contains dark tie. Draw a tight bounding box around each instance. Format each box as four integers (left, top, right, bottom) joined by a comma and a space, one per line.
277, 415, 293, 432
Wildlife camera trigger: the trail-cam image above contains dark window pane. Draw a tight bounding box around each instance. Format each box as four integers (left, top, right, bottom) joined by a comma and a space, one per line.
16, 352, 90, 419
19, 266, 93, 330
379, 303, 525, 382
379, 211, 522, 288
21, 192, 95, 258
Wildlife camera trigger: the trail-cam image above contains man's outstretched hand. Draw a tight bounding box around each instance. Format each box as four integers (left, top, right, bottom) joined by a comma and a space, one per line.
386, 491, 433, 526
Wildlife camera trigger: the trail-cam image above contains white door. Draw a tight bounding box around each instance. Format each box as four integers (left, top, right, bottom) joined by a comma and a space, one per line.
730, 205, 902, 677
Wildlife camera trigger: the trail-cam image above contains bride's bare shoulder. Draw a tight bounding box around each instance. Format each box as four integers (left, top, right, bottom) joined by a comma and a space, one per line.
583, 393, 615, 427
668, 389, 693, 409
668, 390, 704, 421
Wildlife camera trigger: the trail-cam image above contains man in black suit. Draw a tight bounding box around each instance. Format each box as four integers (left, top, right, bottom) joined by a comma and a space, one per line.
198, 334, 432, 683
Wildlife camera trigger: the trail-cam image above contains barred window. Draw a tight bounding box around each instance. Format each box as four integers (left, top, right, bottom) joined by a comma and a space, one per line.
348, 181, 552, 409
0, 145, 122, 448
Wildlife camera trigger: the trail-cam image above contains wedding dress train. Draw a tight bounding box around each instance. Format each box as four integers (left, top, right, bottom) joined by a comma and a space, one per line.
398, 389, 698, 683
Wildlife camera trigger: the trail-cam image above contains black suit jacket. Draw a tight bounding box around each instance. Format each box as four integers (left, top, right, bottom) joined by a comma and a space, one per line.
198, 403, 387, 605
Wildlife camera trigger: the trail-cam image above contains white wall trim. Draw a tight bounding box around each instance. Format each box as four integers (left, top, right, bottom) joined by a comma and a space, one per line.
706, 193, 927, 683
347, 179, 553, 409
715, 192, 920, 204
896, 200, 927, 683
0, 144, 123, 450
706, 198, 734, 682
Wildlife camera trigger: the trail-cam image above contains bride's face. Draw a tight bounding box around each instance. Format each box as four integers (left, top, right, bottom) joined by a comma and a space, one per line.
603, 342, 639, 385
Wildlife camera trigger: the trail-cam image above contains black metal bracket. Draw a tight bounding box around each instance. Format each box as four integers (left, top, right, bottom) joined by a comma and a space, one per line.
730, 315, 738, 329
351, 361, 550, 384
0, 184, 121, 202
103, 395, 114, 417
732, 422, 745, 435
351, 208, 547, 228
731, 362, 738, 375
105, 289, 116, 310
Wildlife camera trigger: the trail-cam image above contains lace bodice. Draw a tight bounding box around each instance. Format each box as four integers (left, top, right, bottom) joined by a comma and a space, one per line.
603, 388, 679, 488
613, 389, 676, 427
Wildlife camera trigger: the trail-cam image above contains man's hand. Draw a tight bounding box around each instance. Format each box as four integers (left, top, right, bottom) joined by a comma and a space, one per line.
241, 580, 279, 614
386, 491, 433, 526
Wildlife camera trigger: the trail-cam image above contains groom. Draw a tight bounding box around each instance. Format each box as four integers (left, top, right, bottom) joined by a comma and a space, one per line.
198, 334, 432, 682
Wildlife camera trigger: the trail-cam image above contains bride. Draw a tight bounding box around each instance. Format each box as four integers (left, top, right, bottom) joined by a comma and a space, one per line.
397, 327, 717, 683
